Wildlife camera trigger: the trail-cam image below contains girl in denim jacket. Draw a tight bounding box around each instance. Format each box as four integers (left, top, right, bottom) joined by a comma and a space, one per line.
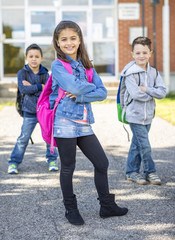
50, 20, 128, 225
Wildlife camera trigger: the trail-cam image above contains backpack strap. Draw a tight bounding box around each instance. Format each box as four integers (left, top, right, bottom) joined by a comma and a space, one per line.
22, 69, 29, 81
85, 68, 93, 83
55, 59, 73, 102
56, 59, 73, 74
133, 73, 141, 86
39, 73, 48, 84
150, 67, 158, 86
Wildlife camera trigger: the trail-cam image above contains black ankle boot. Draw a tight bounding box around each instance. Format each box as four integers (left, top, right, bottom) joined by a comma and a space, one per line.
98, 194, 128, 218
65, 209, 84, 225
64, 194, 84, 225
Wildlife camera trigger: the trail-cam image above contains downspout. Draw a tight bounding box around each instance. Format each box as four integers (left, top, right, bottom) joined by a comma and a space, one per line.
163, 0, 170, 93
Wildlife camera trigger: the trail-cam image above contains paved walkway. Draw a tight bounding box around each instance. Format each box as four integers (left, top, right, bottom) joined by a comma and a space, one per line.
0, 104, 175, 240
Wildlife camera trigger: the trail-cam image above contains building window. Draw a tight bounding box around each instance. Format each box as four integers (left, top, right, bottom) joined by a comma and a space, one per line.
62, 0, 88, 6
1, 0, 24, 6
0, 0, 117, 81
62, 12, 87, 37
40, 45, 55, 71
2, 10, 24, 39
93, 42, 115, 76
3, 43, 25, 77
28, 0, 54, 6
93, 0, 114, 5
31, 12, 55, 37
93, 9, 115, 39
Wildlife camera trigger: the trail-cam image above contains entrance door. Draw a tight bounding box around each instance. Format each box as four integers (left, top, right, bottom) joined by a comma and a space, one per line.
27, 9, 56, 70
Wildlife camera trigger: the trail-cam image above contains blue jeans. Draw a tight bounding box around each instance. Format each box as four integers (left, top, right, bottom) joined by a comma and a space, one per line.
126, 123, 156, 176
9, 116, 58, 166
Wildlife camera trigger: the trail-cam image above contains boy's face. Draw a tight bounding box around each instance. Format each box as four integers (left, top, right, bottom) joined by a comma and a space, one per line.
132, 44, 152, 69
25, 49, 43, 71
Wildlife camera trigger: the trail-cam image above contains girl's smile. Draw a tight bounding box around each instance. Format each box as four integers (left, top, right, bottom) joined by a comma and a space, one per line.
57, 28, 81, 60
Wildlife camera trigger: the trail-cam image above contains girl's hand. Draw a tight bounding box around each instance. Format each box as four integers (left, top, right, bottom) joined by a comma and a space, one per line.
65, 92, 76, 99
22, 80, 31, 86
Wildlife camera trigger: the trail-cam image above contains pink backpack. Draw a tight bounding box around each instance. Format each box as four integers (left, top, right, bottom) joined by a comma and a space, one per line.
37, 59, 93, 153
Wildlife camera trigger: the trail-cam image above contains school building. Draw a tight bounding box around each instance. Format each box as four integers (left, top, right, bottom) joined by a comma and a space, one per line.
0, 0, 174, 99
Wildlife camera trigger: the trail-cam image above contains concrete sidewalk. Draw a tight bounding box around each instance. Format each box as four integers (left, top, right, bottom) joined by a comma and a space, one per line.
0, 104, 175, 240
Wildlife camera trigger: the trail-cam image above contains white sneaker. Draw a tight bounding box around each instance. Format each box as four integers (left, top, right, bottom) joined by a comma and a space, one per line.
48, 161, 58, 172
126, 172, 147, 185
146, 173, 162, 185
8, 164, 18, 174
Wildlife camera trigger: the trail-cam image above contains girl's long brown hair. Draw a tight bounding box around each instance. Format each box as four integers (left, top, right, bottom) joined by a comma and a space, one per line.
53, 20, 93, 69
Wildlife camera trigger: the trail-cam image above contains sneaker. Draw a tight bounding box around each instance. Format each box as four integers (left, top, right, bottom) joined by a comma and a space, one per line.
48, 161, 58, 172
146, 173, 162, 185
126, 172, 147, 185
8, 164, 18, 174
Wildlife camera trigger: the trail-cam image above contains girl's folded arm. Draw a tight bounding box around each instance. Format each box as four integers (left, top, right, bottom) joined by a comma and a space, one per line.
75, 69, 107, 103
51, 61, 96, 96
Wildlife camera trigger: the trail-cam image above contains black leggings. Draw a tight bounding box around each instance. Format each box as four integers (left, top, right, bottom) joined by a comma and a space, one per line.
55, 134, 109, 200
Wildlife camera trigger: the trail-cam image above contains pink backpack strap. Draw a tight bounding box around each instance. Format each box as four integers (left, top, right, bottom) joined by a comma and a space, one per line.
85, 68, 93, 83
56, 59, 73, 74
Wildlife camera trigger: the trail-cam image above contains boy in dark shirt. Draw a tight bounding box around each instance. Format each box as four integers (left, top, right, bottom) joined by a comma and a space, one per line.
8, 44, 58, 174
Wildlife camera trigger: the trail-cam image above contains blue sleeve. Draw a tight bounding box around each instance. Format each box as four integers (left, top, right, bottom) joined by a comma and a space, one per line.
51, 60, 96, 96
36, 84, 42, 91
17, 70, 40, 95
75, 68, 107, 103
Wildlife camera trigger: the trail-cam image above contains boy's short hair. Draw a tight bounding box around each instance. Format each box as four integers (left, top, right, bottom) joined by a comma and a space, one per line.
132, 37, 152, 51
25, 43, 43, 57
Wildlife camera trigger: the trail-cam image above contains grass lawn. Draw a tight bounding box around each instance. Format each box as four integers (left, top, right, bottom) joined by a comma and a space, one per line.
155, 96, 175, 126
0, 102, 14, 111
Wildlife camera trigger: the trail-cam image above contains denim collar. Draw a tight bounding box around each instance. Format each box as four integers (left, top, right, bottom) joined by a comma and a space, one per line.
65, 54, 82, 70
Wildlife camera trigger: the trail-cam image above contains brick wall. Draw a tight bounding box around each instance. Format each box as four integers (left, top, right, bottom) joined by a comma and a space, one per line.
118, 0, 175, 72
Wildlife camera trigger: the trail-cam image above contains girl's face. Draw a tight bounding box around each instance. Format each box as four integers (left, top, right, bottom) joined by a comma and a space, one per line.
132, 44, 152, 70
57, 28, 81, 60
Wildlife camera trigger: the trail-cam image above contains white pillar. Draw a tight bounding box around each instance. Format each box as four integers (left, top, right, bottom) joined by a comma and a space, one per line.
163, 0, 170, 93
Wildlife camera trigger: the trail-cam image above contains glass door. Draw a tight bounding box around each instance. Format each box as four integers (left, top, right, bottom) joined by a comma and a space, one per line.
27, 9, 56, 70
0, 0, 118, 82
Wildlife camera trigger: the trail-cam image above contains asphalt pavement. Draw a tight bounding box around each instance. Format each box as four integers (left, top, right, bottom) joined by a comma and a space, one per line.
0, 103, 175, 240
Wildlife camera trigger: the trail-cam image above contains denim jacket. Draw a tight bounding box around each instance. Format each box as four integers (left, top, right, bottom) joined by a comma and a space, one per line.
17, 64, 49, 115
49, 56, 107, 124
